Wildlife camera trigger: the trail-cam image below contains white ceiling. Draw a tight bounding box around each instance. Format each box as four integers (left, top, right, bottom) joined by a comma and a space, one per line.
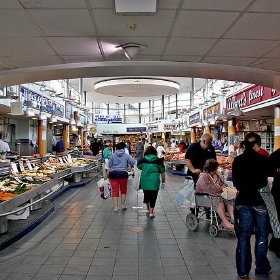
1, 0, 280, 105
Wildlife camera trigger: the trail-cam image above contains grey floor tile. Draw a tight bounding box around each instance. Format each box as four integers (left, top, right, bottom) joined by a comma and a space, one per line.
113, 265, 138, 276
38, 264, 66, 274
12, 264, 41, 274
5, 274, 34, 280
139, 265, 163, 275
87, 265, 114, 276
163, 265, 189, 275
187, 265, 215, 274
62, 264, 90, 275
59, 275, 87, 280
68, 256, 93, 266
32, 274, 60, 280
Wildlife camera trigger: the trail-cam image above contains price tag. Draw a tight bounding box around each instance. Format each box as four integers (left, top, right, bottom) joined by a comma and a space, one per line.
19, 160, 25, 172
67, 154, 73, 163
26, 160, 33, 170
11, 162, 19, 174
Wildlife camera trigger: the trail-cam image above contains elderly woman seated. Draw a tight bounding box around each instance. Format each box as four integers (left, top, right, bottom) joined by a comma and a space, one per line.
196, 159, 235, 229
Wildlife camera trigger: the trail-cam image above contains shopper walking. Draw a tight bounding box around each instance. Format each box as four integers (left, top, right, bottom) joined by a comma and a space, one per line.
185, 133, 216, 185
156, 141, 166, 159
103, 144, 113, 172
137, 146, 165, 218
232, 133, 272, 279
0, 133, 10, 153
104, 142, 135, 212
135, 138, 144, 161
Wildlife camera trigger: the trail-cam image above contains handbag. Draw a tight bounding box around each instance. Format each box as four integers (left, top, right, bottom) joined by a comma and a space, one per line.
131, 167, 141, 191
221, 186, 237, 200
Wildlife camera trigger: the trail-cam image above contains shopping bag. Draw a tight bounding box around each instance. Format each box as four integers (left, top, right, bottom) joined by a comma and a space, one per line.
221, 186, 237, 200
104, 158, 109, 170
175, 178, 196, 208
131, 167, 141, 191
97, 178, 111, 199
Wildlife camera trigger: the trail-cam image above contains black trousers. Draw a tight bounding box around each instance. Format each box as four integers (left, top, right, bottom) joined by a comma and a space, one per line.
143, 190, 159, 208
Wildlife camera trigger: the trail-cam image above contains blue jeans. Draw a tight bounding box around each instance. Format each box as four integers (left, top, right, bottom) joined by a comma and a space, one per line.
235, 204, 271, 277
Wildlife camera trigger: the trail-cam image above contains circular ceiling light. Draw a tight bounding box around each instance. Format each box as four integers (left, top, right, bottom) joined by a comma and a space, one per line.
94, 78, 180, 97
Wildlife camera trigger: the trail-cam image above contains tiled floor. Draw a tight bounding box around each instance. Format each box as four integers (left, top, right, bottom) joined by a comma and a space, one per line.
0, 174, 279, 280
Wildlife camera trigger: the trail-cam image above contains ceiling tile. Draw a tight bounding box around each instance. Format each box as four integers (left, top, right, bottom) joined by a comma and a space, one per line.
165, 38, 217, 56
249, 0, 280, 12
89, 0, 112, 9
0, 10, 41, 37
0, 0, 21, 8
225, 13, 280, 40
21, 0, 87, 8
182, 0, 252, 11
263, 45, 280, 58
202, 56, 256, 67
28, 9, 95, 36
0, 37, 56, 56
92, 9, 176, 37
62, 55, 103, 63
48, 37, 100, 56
172, 10, 239, 38
209, 39, 280, 57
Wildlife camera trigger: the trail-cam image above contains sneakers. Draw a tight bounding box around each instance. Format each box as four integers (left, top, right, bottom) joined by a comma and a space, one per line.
114, 206, 119, 212
255, 268, 272, 277
149, 213, 155, 218
121, 205, 127, 210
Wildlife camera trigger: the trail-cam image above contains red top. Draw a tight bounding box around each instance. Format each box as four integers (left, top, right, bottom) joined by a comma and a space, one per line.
258, 148, 269, 157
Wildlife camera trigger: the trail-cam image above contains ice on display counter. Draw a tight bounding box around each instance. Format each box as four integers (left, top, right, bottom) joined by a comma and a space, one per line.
0, 154, 100, 234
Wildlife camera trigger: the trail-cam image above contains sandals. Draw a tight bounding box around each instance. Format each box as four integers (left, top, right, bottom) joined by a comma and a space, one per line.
221, 222, 234, 230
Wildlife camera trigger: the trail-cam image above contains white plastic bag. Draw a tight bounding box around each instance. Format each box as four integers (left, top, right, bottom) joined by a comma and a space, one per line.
104, 158, 109, 170
175, 178, 196, 208
132, 167, 141, 191
97, 178, 111, 199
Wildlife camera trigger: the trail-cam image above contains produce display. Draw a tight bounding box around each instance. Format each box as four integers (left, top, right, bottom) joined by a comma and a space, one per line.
164, 152, 186, 161
0, 155, 97, 203
0, 177, 39, 202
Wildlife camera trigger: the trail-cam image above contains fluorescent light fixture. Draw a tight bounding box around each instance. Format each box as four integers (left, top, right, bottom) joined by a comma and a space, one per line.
115, 0, 156, 14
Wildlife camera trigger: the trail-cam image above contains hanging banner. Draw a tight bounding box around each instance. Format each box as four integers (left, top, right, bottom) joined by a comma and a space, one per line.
94, 115, 123, 123
226, 85, 280, 111
20, 86, 64, 117
164, 123, 179, 131
189, 112, 200, 125
127, 127, 146, 133
203, 103, 220, 120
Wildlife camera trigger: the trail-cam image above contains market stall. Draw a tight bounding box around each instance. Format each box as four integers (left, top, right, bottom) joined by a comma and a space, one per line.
164, 147, 186, 176
0, 154, 100, 234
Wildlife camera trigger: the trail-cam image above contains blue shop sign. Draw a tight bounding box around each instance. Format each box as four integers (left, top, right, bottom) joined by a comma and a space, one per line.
189, 112, 200, 125
20, 87, 64, 117
94, 115, 123, 123
127, 127, 146, 133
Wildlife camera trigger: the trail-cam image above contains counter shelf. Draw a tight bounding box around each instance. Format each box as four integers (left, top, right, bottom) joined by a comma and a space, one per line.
0, 178, 60, 233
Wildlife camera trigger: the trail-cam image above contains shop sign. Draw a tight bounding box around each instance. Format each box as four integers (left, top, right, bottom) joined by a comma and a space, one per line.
203, 103, 220, 120
164, 123, 179, 131
65, 102, 72, 119
226, 85, 280, 111
148, 124, 159, 132
20, 87, 64, 117
94, 115, 122, 123
127, 127, 146, 133
189, 112, 200, 125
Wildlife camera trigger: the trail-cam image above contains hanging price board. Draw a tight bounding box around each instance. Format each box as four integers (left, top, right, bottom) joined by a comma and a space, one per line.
19, 160, 25, 172
11, 163, 19, 174
26, 160, 33, 170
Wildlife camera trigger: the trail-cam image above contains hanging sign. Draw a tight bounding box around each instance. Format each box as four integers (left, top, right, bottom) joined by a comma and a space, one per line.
226, 85, 280, 111
189, 112, 200, 125
203, 103, 220, 120
94, 115, 123, 123
20, 86, 64, 117
127, 127, 146, 133
164, 123, 179, 131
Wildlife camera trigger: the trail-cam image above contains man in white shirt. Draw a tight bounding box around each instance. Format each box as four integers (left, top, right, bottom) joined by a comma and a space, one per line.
0, 133, 10, 152
156, 142, 166, 158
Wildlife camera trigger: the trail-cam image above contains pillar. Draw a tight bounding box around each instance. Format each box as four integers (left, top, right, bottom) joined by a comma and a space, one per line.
204, 122, 210, 134
38, 119, 47, 156
228, 118, 236, 163
63, 124, 69, 151
79, 128, 84, 149
191, 127, 196, 143
274, 107, 280, 150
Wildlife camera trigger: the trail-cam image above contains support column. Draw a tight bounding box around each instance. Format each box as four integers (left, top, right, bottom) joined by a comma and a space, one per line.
175, 94, 178, 119
204, 122, 210, 134
63, 124, 69, 151
138, 103, 141, 123
228, 118, 236, 163
79, 128, 84, 149
161, 95, 164, 119
191, 127, 196, 143
149, 100, 151, 122
274, 107, 280, 150
38, 119, 47, 156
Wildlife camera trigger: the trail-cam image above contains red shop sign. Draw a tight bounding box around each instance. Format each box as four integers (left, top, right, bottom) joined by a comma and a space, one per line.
226, 85, 280, 111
